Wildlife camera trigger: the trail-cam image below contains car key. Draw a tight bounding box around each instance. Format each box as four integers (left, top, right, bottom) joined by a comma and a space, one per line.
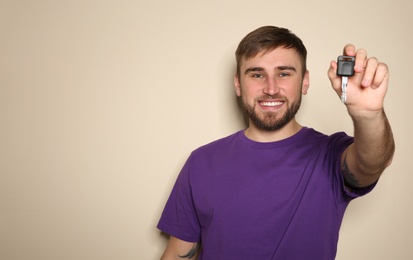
337, 56, 355, 103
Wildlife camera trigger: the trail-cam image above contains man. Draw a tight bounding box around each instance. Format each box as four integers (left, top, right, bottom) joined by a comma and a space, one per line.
157, 26, 395, 259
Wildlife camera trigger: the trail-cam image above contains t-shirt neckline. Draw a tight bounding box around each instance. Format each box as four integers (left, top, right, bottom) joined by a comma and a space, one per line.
237, 127, 310, 149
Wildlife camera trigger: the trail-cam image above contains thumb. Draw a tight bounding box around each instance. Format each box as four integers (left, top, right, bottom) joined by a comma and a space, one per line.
327, 60, 342, 95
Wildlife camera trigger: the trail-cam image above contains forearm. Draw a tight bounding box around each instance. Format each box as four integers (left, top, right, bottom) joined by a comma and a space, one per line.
350, 108, 395, 176
161, 237, 199, 260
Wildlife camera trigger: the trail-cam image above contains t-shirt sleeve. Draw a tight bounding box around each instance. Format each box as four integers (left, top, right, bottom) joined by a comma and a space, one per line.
157, 155, 201, 242
329, 132, 378, 202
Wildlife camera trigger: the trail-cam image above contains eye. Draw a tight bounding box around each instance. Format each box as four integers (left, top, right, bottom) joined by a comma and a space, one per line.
278, 72, 291, 78
251, 73, 265, 78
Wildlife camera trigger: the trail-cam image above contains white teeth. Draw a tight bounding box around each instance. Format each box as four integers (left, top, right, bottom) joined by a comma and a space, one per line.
261, 101, 282, 107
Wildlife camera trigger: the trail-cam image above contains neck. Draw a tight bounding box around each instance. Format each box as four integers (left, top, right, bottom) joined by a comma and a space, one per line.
244, 120, 302, 142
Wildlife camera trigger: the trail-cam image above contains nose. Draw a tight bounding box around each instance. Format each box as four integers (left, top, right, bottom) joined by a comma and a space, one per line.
263, 78, 280, 96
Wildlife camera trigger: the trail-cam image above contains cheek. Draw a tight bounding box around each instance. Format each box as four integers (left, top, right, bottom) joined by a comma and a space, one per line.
242, 88, 258, 100
242, 82, 262, 96
285, 81, 304, 95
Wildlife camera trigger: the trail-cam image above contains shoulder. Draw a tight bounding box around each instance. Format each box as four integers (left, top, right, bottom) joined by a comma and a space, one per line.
303, 127, 353, 145
294, 128, 354, 160
191, 131, 242, 155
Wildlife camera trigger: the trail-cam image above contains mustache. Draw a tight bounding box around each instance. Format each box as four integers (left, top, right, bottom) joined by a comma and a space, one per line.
257, 94, 284, 100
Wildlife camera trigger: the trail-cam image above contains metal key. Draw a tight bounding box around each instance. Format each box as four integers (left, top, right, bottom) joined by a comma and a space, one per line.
341, 76, 348, 103
337, 56, 355, 103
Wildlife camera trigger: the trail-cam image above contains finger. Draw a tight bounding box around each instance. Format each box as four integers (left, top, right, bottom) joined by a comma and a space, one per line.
354, 48, 368, 73
343, 44, 356, 56
371, 62, 389, 89
361, 57, 379, 88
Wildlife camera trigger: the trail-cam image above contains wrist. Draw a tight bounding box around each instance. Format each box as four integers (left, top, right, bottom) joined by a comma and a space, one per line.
347, 107, 385, 121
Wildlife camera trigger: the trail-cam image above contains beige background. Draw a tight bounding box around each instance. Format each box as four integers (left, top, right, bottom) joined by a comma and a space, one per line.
1, 0, 411, 259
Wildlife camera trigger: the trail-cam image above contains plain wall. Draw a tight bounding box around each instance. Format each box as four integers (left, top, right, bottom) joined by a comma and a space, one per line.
1, 0, 411, 259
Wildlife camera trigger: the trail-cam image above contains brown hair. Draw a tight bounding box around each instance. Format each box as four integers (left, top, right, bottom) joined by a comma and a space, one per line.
235, 26, 307, 76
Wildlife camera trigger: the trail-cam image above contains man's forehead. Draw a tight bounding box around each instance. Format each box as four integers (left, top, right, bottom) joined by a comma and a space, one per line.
241, 48, 302, 69
247, 47, 299, 60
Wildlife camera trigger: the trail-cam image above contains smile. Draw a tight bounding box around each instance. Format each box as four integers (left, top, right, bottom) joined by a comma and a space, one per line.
259, 101, 283, 107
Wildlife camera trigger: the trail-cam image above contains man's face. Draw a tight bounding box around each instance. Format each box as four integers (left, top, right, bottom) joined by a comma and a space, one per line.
234, 47, 310, 131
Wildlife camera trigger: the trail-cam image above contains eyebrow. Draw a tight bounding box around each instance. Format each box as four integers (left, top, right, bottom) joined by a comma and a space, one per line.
244, 66, 297, 75
244, 67, 264, 75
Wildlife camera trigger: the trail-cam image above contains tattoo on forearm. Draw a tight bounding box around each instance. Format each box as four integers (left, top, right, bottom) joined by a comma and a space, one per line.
342, 152, 361, 188
178, 243, 200, 259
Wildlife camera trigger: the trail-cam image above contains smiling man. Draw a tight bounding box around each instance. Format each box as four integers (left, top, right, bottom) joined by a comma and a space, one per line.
235, 46, 309, 141
157, 26, 395, 259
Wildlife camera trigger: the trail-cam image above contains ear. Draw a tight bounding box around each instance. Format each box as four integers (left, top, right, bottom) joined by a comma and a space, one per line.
234, 73, 242, 97
301, 70, 310, 95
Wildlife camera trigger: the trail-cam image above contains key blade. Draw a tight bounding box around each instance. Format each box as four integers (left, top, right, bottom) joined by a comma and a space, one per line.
341, 76, 348, 103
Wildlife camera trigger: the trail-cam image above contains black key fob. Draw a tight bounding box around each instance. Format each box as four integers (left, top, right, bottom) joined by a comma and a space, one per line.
337, 56, 355, 76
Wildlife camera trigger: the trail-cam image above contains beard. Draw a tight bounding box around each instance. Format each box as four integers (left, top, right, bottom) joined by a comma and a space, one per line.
238, 93, 302, 131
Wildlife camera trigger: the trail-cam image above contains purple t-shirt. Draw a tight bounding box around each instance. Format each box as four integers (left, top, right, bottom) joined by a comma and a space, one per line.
157, 128, 376, 259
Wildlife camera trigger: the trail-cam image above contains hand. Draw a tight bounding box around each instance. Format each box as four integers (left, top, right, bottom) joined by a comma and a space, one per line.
328, 44, 389, 118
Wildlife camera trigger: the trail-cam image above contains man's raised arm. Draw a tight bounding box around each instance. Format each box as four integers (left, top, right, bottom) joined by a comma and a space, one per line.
328, 44, 395, 188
